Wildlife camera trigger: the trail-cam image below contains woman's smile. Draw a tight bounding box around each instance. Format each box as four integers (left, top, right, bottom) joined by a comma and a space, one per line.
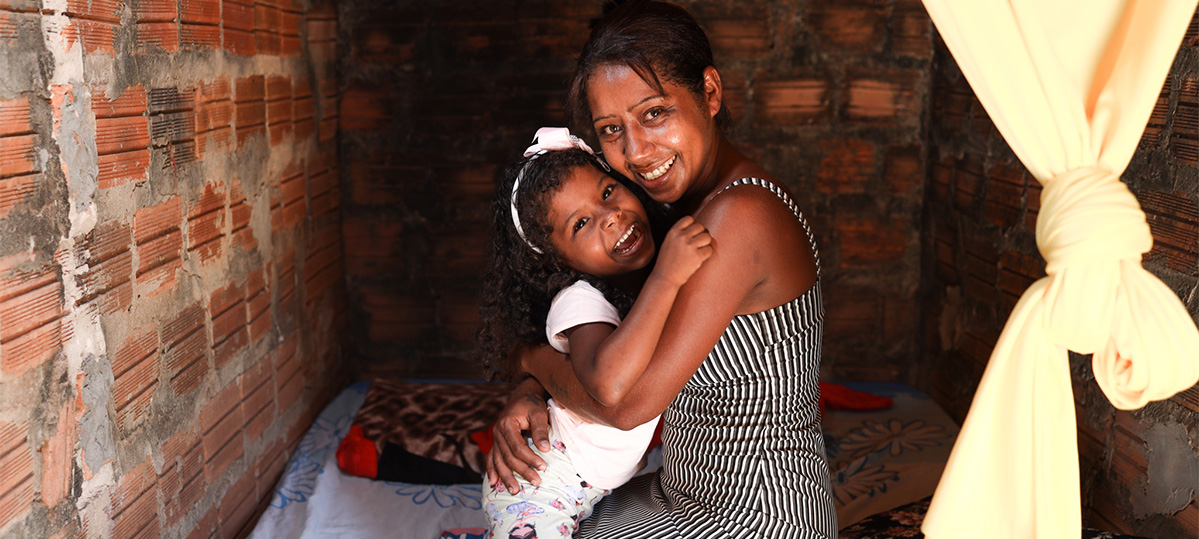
587, 63, 721, 205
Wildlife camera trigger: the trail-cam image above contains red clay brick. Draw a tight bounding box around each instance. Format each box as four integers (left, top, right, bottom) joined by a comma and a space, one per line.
0, 97, 32, 137
835, 209, 910, 267
134, 198, 181, 244
136, 231, 183, 280
267, 98, 291, 125
202, 411, 244, 481
180, 0, 219, 24
67, 0, 122, 21
279, 9, 300, 36
235, 75, 266, 103
1140, 190, 1199, 273
181, 23, 220, 49
281, 34, 300, 56
211, 295, 246, 345
339, 84, 391, 132
93, 86, 148, 119
219, 473, 256, 537
817, 139, 875, 195
40, 403, 74, 508
845, 71, 922, 123
954, 157, 983, 211
809, 1, 885, 53
137, 22, 179, 52
824, 285, 882, 341
96, 149, 149, 189
235, 100, 266, 129
169, 352, 207, 395
113, 347, 156, 419
0, 134, 38, 178
0, 271, 63, 375
253, 3, 280, 32
79, 250, 132, 303
225, 28, 256, 55
95, 116, 149, 155
754, 79, 829, 125
705, 18, 770, 57
306, 18, 334, 43
185, 507, 217, 539
985, 161, 1024, 229
0, 422, 34, 529
114, 327, 157, 374
223, 0, 254, 31
0, 174, 37, 218
112, 479, 158, 539
884, 145, 922, 194
1142, 82, 1170, 148
1172, 77, 1197, 165
891, 0, 931, 58
999, 251, 1044, 310
195, 100, 233, 134
135, 0, 176, 22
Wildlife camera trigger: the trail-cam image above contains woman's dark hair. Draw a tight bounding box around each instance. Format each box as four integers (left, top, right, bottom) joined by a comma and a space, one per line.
567, 0, 732, 136
476, 149, 652, 381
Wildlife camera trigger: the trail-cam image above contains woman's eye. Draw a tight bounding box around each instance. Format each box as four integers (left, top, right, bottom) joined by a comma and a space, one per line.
573, 218, 589, 232
645, 107, 665, 122
598, 124, 621, 137
602, 186, 614, 200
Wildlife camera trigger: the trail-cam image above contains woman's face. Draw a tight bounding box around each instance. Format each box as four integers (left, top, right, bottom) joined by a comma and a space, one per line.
546, 165, 656, 278
587, 63, 721, 204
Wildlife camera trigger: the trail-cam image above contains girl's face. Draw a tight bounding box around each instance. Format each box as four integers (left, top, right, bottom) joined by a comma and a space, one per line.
546, 165, 656, 278
587, 63, 721, 205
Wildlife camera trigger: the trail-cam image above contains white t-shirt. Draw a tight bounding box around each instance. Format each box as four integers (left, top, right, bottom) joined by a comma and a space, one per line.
544, 281, 660, 490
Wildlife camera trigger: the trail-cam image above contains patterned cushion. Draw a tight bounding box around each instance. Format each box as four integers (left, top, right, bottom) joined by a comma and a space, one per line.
351, 379, 512, 474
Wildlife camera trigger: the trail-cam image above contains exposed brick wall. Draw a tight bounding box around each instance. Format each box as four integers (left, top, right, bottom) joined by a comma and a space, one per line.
338, 0, 933, 382
0, 0, 345, 535
920, 9, 1199, 537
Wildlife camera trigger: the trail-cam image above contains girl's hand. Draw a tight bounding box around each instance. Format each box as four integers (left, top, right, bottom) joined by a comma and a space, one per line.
486, 377, 552, 494
654, 215, 714, 287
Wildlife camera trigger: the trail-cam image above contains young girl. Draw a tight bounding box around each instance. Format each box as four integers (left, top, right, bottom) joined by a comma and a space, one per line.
476, 127, 712, 539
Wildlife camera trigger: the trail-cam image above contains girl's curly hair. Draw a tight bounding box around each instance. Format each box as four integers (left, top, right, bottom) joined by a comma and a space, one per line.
476, 149, 656, 381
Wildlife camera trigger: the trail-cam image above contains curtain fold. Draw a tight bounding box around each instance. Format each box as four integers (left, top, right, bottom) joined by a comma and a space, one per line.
918, 1, 1199, 537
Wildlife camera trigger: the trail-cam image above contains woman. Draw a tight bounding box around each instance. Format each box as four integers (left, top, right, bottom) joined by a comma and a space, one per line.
487, 2, 837, 537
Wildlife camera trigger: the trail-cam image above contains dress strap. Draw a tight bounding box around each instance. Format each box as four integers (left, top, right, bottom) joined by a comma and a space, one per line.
719, 178, 821, 279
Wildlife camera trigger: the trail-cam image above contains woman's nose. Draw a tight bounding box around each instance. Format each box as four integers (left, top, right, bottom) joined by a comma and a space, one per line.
624, 124, 653, 164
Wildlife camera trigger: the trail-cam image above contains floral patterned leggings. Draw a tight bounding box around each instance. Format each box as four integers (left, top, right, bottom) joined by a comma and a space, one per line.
482, 429, 608, 539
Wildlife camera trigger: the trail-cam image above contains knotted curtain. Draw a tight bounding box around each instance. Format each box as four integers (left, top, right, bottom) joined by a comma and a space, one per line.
918, 1, 1199, 537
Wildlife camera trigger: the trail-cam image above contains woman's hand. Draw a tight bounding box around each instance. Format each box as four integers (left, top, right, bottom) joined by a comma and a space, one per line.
487, 376, 552, 494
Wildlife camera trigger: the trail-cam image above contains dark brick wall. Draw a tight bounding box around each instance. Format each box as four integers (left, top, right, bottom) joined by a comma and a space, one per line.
920, 9, 1199, 537
0, 0, 347, 535
338, 0, 934, 382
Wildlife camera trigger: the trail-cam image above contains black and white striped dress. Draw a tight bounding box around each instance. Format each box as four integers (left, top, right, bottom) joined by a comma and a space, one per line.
576, 178, 837, 538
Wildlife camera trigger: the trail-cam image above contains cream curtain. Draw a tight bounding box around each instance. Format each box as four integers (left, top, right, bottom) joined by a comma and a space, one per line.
918, 1, 1199, 537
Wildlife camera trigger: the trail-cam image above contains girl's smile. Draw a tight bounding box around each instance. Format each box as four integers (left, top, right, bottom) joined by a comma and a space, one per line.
547, 166, 656, 278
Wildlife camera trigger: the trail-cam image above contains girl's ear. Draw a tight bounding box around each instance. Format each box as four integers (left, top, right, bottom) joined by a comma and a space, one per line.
702, 66, 723, 120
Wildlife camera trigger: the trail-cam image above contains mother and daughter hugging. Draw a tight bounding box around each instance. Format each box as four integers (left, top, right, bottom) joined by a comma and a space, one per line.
474, 1, 837, 538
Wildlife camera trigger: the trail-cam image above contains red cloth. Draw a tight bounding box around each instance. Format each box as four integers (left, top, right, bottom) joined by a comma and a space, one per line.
336, 424, 379, 478
819, 382, 893, 411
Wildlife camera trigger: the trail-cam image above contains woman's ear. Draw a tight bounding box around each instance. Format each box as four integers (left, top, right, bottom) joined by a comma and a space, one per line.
702, 66, 723, 119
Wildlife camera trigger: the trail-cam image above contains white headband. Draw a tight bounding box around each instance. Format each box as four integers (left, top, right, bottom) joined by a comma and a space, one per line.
510, 127, 609, 254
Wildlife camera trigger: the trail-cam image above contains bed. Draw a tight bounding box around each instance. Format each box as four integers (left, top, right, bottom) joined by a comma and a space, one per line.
248, 379, 968, 538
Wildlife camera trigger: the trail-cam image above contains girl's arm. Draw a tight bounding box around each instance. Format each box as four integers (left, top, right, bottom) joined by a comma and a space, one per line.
566, 216, 712, 406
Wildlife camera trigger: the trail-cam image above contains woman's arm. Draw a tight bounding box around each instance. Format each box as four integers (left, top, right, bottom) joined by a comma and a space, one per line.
486, 376, 551, 493
566, 216, 712, 406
